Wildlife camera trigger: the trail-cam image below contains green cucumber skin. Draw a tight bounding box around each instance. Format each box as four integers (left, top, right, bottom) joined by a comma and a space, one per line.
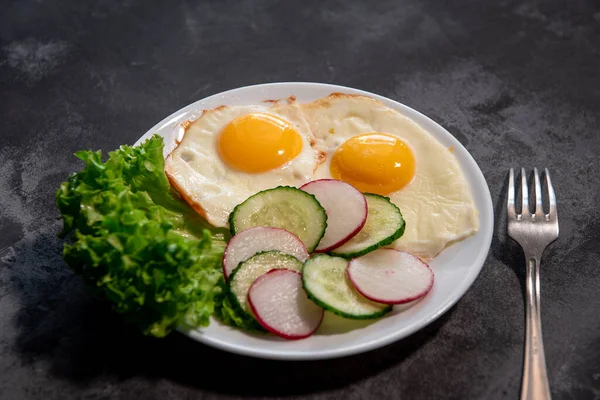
301, 254, 392, 320
228, 186, 327, 253
227, 250, 303, 326
227, 262, 260, 327
224, 286, 267, 333
303, 281, 392, 320
329, 193, 406, 259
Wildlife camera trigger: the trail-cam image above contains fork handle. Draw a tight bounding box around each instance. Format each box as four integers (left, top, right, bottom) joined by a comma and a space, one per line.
521, 255, 552, 400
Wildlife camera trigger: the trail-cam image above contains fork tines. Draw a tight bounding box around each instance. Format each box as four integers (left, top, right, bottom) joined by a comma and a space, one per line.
507, 168, 557, 221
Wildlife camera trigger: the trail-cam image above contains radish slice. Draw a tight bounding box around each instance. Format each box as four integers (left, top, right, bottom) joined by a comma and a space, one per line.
223, 227, 309, 280
300, 179, 367, 252
347, 249, 434, 304
248, 269, 324, 340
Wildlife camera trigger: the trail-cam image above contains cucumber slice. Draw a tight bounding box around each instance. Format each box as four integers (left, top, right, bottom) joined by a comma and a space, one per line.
329, 193, 405, 259
222, 227, 309, 281
229, 251, 304, 317
229, 186, 327, 253
302, 254, 391, 319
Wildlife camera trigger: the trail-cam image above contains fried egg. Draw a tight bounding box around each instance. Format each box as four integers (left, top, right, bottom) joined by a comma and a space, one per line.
301, 93, 479, 260
165, 102, 319, 228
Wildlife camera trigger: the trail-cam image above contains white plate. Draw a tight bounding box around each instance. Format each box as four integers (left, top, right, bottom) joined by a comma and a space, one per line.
134, 82, 494, 361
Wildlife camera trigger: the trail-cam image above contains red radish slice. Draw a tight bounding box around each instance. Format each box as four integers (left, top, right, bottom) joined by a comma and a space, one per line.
222, 227, 309, 280
300, 179, 367, 252
347, 249, 434, 304
248, 269, 324, 340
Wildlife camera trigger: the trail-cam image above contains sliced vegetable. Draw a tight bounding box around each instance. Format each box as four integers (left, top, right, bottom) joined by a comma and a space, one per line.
300, 179, 367, 252
348, 249, 434, 304
228, 186, 327, 252
229, 251, 303, 317
222, 227, 309, 280
329, 193, 405, 259
248, 269, 324, 339
213, 283, 266, 332
302, 254, 391, 319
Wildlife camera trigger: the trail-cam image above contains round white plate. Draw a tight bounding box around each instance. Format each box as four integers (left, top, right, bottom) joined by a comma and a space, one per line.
135, 82, 494, 361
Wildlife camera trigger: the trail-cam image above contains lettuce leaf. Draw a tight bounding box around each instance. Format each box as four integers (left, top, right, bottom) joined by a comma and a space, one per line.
213, 281, 266, 333
56, 134, 237, 337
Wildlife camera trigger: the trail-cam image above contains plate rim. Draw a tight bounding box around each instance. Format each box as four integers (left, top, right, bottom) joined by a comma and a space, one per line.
138, 81, 494, 361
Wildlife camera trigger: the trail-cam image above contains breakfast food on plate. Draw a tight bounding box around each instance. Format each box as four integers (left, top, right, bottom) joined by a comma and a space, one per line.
302, 254, 392, 319
347, 249, 434, 304
328, 193, 405, 259
56, 90, 480, 341
164, 103, 319, 228
228, 251, 303, 317
299, 179, 367, 252
222, 226, 309, 280
228, 186, 327, 252
55, 135, 228, 338
248, 269, 324, 340
301, 93, 480, 261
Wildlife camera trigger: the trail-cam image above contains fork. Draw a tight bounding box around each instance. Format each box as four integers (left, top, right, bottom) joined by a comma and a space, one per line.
507, 168, 559, 400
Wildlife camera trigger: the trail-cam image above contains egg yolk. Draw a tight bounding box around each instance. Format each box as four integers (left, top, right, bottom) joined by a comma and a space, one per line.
330, 133, 416, 195
218, 113, 302, 173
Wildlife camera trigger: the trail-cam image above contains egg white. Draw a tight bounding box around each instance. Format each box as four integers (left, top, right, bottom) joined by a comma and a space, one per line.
301, 93, 479, 261
165, 103, 319, 228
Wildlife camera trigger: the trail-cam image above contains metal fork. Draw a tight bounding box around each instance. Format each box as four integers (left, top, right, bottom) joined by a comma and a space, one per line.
507, 168, 559, 400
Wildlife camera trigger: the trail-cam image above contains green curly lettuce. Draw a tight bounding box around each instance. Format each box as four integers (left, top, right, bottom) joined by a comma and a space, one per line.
213, 282, 266, 333
55, 134, 253, 337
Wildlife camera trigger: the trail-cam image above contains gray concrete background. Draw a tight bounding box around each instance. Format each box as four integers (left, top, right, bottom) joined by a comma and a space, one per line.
1, 1, 599, 399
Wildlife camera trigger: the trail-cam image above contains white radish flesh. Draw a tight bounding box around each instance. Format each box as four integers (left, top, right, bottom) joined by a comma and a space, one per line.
347, 249, 434, 304
222, 227, 309, 280
248, 269, 324, 340
300, 179, 367, 252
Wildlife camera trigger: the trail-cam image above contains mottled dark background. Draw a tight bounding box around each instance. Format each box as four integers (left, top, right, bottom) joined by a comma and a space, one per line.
1, 1, 600, 399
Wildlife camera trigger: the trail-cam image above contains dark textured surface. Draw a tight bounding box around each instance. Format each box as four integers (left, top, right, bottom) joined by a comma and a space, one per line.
1, 1, 600, 399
